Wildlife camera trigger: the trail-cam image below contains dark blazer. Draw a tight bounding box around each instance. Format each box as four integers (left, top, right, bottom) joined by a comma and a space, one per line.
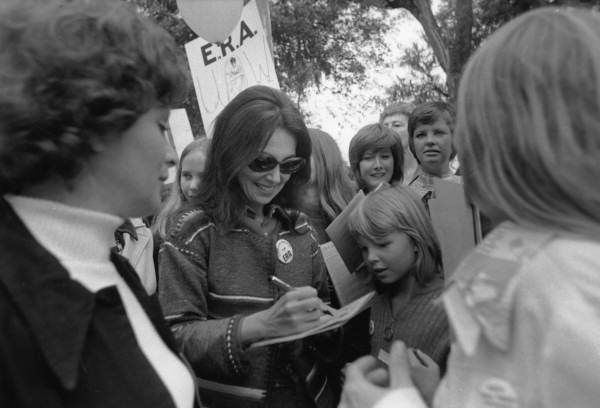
0, 199, 199, 407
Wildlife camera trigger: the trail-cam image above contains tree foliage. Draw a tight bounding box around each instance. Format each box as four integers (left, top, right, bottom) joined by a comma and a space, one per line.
125, 0, 391, 132
271, 0, 390, 103
379, 0, 600, 105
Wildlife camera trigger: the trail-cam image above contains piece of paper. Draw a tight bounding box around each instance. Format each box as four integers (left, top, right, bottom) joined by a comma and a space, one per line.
167, 108, 194, 158
320, 241, 374, 306
429, 179, 480, 279
249, 291, 375, 348
325, 191, 365, 274
322, 191, 374, 305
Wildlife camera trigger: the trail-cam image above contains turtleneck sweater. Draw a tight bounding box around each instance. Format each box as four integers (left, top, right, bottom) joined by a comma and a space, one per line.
5, 194, 195, 408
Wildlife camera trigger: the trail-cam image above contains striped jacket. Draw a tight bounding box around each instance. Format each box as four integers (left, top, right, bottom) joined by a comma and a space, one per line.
158, 206, 331, 408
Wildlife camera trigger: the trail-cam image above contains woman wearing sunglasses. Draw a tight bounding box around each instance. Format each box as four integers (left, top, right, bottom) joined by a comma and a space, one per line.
158, 85, 336, 408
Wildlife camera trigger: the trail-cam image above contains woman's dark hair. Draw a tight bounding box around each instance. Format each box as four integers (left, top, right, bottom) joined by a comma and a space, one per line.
194, 85, 311, 227
0, 0, 188, 194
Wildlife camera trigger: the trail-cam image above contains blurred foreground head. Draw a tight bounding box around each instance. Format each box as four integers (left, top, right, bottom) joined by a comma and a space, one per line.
456, 7, 600, 237
0, 0, 187, 216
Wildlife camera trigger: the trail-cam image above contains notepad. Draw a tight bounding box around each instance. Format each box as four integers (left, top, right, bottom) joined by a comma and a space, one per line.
249, 291, 376, 348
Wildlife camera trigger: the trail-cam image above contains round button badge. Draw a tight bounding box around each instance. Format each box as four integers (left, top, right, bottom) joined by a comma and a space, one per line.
276, 239, 293, 264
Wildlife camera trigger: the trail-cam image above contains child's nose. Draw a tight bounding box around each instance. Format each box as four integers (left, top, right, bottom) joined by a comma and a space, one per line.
190, 177, 201, 190
366, 249, 379, 264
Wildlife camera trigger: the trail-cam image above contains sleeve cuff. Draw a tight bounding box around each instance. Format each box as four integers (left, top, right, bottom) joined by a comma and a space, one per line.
223, 314, 248, 376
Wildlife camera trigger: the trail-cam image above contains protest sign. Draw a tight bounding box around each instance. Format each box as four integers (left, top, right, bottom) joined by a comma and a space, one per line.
168, 108, 194, 158
184, 0, 279, 136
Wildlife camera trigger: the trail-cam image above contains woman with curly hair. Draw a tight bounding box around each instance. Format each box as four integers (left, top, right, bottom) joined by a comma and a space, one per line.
0, 0, 197, 406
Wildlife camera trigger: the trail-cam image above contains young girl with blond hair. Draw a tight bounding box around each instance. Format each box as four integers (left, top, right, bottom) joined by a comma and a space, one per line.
291, 128, 357, 243
348, 186, 449, 371
153, 138, 210, 239
340, 7, 600, 408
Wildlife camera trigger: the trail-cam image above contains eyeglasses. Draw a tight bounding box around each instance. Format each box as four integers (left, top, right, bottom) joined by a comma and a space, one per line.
247, 155, 306, 174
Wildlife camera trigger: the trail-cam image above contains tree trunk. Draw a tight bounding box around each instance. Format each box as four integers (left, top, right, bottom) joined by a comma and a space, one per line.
448, 0, 473, 101
385, 0, 450, 94
410, 0, 450, 73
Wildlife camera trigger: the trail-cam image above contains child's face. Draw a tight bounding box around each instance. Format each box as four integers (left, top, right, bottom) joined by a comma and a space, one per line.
412, 118, 453, 177
180, 149, 206, 200
382, 113, 409, 147
358, 148, 394, 192
357, 231, 416, 285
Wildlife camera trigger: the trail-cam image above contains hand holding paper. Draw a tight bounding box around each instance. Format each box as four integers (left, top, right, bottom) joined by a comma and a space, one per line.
250, 291, 375, 348
241, 286, 329, 345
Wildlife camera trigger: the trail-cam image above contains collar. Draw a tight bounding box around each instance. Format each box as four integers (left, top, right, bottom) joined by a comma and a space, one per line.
410, 166, 456, 183
116, 218, 138, 240
0, 197, 96, 390
445, 222, 555, 352
239, 204, 310, 235
4, 194, 122, 264
115, 218, 138, 251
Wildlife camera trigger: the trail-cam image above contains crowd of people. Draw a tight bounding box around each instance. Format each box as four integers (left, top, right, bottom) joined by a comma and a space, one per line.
1, 0, 599, 408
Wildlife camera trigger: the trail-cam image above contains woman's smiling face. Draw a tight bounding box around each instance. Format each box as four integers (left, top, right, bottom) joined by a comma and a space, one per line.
358, 148, 394, 192
237, 127, 297, 211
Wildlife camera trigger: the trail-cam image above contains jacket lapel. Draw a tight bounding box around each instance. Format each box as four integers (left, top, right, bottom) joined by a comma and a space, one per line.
0, 198, 95, 390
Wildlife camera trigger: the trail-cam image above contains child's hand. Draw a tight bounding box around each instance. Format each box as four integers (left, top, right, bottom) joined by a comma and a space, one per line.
339, 341, 416, 408
408, 348, 440, 405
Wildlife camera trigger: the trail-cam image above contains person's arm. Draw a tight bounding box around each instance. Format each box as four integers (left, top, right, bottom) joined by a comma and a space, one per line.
158, 239, 248, 379
524, 252, 600, 408
158, 223, 329, 379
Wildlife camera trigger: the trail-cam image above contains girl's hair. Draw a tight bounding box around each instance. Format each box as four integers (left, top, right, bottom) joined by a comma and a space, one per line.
0, 0, 188, 194
456, 7, 600, 237
348, 123, 405, 192
307, 128, 357, 221
153, 138, 210, 238
407, 101, 456, 163
193, 85, 311, 227
348, 186, 443, 285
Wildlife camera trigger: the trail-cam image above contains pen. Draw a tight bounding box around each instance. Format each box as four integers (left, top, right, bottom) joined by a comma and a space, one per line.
353, 261, 366, 274
412, 348, 428, 367
269, 275, 294, 292
268, 275, 336, 315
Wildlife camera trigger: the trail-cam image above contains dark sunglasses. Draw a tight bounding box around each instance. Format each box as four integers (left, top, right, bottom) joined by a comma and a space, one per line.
247, 155, 306, 174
